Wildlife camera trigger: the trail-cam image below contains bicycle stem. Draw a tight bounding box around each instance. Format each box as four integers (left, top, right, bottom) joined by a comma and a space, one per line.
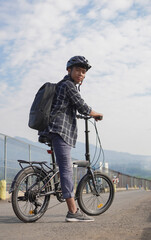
85, 117, 90, 162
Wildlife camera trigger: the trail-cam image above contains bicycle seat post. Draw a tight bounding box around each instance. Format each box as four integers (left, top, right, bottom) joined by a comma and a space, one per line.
85, 117, 90, 163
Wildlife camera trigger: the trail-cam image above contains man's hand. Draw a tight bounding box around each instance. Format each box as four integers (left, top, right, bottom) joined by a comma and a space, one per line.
94, 115, 103, 121
89, 110, 103, 121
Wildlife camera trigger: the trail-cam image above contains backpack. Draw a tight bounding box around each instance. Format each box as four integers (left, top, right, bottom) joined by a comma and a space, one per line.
28, 82, 57, 131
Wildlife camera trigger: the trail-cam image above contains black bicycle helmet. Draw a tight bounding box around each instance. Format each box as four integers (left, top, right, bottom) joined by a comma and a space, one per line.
66, 56, 91, 71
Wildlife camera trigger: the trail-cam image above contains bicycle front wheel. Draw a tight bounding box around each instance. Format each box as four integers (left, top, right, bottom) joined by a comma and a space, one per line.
12, 167, 50, 222
76, 172, 114, 216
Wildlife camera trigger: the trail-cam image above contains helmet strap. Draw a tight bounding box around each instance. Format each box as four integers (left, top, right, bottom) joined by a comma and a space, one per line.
78, 80, 83, 92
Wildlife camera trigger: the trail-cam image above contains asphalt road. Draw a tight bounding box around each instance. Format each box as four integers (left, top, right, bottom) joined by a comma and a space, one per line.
0, 190, 151, 240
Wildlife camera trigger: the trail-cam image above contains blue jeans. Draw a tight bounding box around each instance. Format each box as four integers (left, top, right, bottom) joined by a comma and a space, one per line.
48, 133, 74, 199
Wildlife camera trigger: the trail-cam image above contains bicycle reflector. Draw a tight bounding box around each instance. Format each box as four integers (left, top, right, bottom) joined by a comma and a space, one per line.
97, 203, 103, 208
47, 150, 53, 154
29, 210, 34, 214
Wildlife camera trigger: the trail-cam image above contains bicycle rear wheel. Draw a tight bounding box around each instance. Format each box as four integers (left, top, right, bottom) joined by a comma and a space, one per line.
12, 167, 50, 222
76, 172, 114, 216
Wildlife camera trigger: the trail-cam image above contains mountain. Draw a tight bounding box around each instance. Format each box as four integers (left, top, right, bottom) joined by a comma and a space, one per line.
71, 142, 151, 179
9, 136, 151, 179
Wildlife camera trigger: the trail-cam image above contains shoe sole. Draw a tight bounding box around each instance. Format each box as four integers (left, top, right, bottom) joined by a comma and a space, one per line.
65, 218, 94, 222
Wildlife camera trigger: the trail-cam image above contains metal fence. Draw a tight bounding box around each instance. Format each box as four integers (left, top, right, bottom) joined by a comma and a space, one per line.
101, 167, 151, 190
73, 166, 151, 191
0, 133, 151, 192
0, 133, 51, 191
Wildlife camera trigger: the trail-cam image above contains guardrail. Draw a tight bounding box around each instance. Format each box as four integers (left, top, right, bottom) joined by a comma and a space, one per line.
0, 133, 151, 199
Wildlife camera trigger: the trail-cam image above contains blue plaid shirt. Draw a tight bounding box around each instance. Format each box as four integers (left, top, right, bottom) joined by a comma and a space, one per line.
48, 75, 91, 147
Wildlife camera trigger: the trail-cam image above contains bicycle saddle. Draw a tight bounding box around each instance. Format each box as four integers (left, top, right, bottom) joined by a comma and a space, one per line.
38, 135, 51, 145
73, 161, 90, 168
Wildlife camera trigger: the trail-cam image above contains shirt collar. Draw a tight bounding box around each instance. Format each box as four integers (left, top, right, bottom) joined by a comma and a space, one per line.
63, 75, 75, 84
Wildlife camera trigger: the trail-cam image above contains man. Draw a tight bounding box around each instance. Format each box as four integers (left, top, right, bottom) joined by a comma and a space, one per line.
47, 56, 103, 222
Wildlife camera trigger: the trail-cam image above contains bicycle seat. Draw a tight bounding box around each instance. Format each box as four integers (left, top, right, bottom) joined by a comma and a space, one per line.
73, 161, 90, 168
38, 135, 51, 145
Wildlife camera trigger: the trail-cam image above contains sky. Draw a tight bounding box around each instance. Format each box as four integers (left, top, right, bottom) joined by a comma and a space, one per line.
0, 0, 151, 156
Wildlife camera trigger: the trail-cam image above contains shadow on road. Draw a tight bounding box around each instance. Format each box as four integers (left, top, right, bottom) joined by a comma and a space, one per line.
141, 228, 151, 240
0, 216, 21, 224
0, 213, 66, 224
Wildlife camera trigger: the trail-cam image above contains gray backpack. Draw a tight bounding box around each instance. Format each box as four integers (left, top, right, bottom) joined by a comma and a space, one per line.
28, 82, 57, 131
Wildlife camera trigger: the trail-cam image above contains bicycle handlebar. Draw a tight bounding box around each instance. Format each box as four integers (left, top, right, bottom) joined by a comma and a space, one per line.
76, 115, 103, 121
76, 115, 91, 119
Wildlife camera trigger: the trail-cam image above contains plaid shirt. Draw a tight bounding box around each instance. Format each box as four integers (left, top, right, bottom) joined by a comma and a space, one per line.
47, 75, 91, 147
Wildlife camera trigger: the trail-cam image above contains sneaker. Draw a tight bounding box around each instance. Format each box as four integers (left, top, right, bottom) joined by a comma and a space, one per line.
65, 209, 94, 222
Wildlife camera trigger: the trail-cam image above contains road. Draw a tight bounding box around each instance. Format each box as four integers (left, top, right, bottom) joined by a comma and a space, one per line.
0, 190, 151, 240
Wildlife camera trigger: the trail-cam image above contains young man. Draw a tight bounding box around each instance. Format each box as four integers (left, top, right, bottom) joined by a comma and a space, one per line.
47, 56, 103, 222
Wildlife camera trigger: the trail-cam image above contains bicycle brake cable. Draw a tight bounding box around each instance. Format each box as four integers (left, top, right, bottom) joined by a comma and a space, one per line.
94, 121, 105, 170
89, 119, 105, 169
88, 119, 98, 166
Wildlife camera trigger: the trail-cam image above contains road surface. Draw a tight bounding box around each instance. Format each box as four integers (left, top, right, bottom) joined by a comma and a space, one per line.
0, 190, 151, 240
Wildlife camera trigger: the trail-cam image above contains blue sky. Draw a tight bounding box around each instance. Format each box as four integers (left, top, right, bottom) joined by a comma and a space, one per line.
0, 0, 151, 156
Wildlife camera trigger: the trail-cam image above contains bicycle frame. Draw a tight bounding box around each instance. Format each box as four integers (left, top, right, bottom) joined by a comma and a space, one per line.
37, 116, 99, 197
76, 115, 100, 196
10, 115, 100, 198
9, 145, 60, 199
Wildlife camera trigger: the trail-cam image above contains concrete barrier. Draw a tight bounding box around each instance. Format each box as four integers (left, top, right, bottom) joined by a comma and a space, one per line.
114, 183, 116, 192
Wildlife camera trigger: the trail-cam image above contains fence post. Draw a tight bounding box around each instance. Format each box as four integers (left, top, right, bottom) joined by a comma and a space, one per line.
145, 180, 148, 191
73, 164, 78, 194
4, 136, 7, 181
29, 144, 31, 162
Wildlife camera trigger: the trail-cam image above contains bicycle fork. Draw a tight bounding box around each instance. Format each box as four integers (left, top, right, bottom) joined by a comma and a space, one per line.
87, 168, 100, 196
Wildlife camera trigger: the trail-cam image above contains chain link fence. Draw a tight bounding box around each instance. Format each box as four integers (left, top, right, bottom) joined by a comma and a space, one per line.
0, 133, 151, 193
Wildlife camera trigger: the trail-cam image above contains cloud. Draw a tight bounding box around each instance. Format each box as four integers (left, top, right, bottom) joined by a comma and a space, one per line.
130, 88, 151, 97
0, 0, 151, 155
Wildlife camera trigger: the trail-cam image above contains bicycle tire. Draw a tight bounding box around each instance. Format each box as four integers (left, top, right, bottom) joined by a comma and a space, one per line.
11, 167, 50, 222
76, 171, 114, 216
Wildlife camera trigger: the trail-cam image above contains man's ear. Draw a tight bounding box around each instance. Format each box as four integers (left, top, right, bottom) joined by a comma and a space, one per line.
67, 68, 71, 74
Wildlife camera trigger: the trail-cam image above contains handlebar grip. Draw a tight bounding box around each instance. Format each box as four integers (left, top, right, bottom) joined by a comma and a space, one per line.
95, 116, 103, 120
76, 115, 91, 119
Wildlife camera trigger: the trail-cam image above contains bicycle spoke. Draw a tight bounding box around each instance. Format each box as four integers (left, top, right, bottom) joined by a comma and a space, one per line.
12, 168, 50, 222
77, 172, 114, 215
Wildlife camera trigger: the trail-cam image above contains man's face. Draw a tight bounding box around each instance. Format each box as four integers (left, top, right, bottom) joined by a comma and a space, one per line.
68, 66, 87, 85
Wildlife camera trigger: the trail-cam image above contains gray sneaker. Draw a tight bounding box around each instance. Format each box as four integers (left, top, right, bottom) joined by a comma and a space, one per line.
65, 209, 94, 222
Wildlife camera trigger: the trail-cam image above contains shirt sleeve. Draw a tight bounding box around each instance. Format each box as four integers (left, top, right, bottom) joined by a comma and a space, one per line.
65, 80, 92, 115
